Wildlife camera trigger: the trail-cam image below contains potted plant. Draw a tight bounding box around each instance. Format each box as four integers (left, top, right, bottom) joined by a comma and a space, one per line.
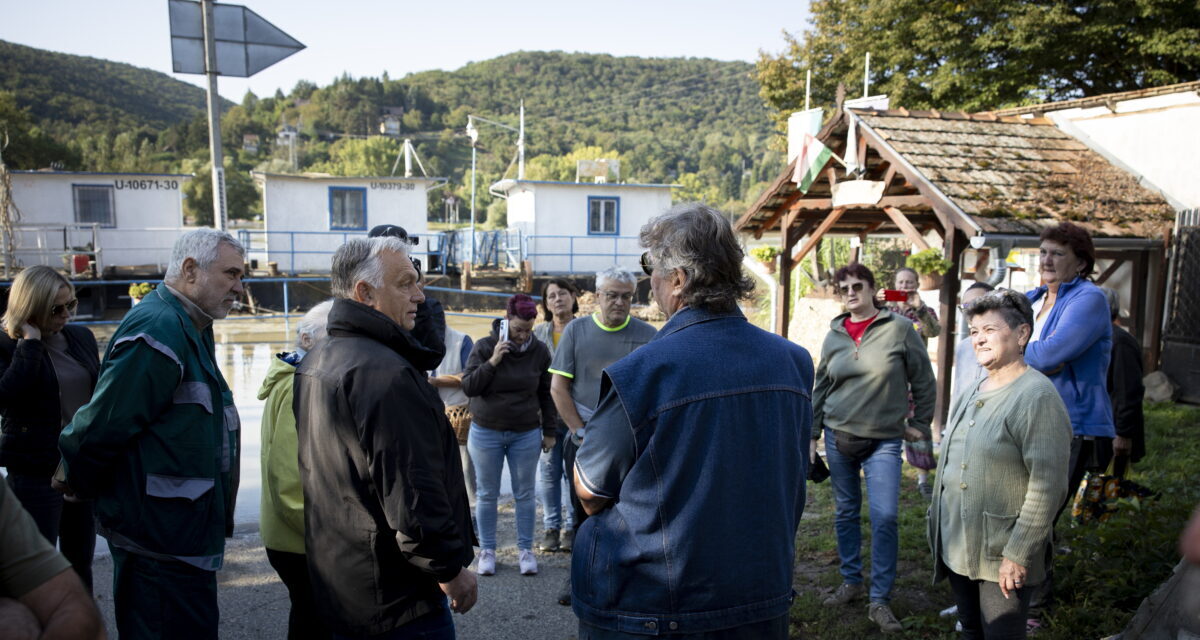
749, 246, 781, 274
905, 248, 954, 290
128, 282, 155, 306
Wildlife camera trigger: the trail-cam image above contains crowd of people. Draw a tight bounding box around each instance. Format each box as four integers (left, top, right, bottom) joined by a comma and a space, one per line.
0, 210, 1174, 640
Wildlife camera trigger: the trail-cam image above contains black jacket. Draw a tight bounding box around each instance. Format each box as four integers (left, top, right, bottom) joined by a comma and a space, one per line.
461, 318, 556, 436
1108, 325, 1145, 462
0, 325, 99, 476
294, 299, 474, 636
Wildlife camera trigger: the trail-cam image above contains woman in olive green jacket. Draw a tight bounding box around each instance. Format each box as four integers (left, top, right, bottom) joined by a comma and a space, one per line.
929, 289, 1071, 639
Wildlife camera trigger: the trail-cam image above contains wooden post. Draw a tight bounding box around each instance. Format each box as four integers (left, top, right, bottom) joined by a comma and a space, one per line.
1146, 239, 1171, 371
934, 224, 965, 434
776, 208, 802, 337
1130, 249, 1149, 344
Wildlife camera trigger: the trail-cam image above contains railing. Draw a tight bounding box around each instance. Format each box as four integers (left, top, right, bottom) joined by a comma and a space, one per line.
236, 229, 452, 275
2, 223, 103, 276
522, 234, 642, 273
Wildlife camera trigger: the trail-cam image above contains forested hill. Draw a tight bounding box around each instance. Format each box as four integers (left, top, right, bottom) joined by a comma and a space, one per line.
0, 39, 230, 135
1, 45, 783, 222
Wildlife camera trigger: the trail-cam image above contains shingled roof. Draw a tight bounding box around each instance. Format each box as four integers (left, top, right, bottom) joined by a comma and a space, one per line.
859, 110, 1175, 238
737, 109, 1175, 240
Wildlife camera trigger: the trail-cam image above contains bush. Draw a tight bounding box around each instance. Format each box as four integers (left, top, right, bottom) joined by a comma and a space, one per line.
905, 248, 953, 275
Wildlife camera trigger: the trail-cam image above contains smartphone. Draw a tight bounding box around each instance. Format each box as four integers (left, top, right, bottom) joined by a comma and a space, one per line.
883, 289, 909, 302
499, 319, 509, 343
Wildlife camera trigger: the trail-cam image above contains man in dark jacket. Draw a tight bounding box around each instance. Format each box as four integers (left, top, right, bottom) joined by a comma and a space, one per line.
1102, 287, 1145, 472
295, 236, 477, 638
572, 204, 815, 639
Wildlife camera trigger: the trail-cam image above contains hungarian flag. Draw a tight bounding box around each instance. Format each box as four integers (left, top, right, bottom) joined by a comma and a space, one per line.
792, 133, 832, 194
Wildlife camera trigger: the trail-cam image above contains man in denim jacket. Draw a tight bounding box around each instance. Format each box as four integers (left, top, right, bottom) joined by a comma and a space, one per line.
572, 204, 815, 639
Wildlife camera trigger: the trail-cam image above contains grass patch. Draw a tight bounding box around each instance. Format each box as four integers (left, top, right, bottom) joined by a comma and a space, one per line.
790, 403, 1200, 639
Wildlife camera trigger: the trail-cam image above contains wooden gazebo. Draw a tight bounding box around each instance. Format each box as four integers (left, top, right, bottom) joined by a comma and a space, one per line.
735, 106, 1175, 427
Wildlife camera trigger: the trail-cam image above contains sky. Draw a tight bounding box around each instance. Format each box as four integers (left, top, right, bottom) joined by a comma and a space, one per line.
1, 0, 812, 101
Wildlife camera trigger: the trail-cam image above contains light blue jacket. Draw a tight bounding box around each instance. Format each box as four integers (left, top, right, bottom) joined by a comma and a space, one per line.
1025, 278, 1115, 438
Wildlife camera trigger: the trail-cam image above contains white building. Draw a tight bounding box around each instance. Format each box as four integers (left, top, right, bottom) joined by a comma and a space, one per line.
250, 172, 444, 273
6, 170, 192, 273
490, 178, 674, 274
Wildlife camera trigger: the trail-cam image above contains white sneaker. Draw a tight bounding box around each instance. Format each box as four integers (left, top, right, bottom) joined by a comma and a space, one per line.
477, 549, 496, 576
519, 549, 538, 575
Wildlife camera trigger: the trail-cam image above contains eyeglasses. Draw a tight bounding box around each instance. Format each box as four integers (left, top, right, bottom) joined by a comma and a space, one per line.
640, 252, 654, 276
599, 291, 634, 303
51, 299, 79, 316
410, 257, 422, 277
837, 282, 866, 296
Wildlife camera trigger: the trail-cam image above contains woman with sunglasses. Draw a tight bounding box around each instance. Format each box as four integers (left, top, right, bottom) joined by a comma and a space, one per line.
0, 266, 100, 593
812, 263, 937, 633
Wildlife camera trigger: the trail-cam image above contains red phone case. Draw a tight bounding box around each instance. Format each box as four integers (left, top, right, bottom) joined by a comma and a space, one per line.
884, 289, 909, 302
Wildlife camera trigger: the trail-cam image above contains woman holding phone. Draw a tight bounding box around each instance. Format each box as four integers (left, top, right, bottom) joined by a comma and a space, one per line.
462, 294, 558, 577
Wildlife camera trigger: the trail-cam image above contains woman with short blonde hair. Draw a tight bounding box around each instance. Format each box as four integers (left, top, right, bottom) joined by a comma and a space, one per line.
0, 265, 101, 592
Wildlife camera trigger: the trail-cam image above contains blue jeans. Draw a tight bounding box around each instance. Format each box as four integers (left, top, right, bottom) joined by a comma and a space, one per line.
538, 424, 573, 530
111, 544, 219, 640
467, 424, 541, 551
824, 428, 902, 604
332, 598, 454, 640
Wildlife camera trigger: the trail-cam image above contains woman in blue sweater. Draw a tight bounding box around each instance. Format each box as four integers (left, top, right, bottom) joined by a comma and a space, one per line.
1024, 221, 1114, 628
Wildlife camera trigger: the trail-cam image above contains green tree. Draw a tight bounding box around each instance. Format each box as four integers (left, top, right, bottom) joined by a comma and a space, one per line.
182, 159, 261, 225
756, 0, 1200, 124
0, 91, 79, 169
307, 137, 403, 176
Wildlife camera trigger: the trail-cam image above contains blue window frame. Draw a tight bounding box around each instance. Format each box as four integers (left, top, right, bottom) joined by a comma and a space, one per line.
587, 196, 619, 235
73, 184, 116, 227
329, 187, 367, 230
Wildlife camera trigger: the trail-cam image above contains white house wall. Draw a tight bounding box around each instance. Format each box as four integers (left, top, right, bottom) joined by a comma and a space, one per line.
9, 172, 189, 272
1049, 92, 1200, 210
511, 183, 672, 274
258, 176, 432, 273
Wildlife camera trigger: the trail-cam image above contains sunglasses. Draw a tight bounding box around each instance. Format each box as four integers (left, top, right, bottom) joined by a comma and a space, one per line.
410, 257, 422, 277
51, 299, 79, 316
837, 282, 866, 295
640, 252, 654, 276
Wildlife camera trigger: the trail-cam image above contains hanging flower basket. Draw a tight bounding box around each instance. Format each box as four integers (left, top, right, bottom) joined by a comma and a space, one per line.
749, 246, 780, 274
905, 249, 953, 290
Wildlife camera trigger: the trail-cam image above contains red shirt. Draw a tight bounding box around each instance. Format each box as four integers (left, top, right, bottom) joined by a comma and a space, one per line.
843, 312, 879, 345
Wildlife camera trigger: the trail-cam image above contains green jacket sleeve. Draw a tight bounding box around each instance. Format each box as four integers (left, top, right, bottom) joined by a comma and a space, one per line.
264, 386, 306, 539
811, 337, 832, 440
1002, 389, 1072, 568
903, 327, 936, 439
58, 337, 182, 498
916, 303, 941, 339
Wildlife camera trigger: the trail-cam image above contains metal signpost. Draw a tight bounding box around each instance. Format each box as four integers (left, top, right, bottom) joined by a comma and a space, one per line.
168, 0, 304, 230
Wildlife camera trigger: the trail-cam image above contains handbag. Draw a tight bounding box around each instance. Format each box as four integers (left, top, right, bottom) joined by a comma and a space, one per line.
808, 453, 830, 483
904, 438, 936, 471
1071, 462, 1157, 525
445, 404, 472, 445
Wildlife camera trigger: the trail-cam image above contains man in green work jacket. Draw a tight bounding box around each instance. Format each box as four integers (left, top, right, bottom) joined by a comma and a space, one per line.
58, 228, 246, 640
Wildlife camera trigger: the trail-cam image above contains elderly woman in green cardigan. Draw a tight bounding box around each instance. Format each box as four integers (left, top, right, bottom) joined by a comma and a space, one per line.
929, 289, 1071, 639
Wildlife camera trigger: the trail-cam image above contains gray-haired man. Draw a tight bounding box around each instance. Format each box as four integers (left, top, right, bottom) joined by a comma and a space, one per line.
295, 237, 476, 637
548, 266, 656, 604
58, 228, 246, 639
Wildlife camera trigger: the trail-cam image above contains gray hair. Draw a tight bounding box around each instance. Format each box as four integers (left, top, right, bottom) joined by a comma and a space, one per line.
964, 289, 1034, 332
639, 202, 754, 313
165, 228, 245, 281
1100, 286, 1120, 321
295, 299, 334, 349
330, 236, 410, 298
594, 266, 637, 291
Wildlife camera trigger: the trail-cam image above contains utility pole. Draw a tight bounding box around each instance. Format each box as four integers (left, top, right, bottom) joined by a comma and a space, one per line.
201, 0, 227, 231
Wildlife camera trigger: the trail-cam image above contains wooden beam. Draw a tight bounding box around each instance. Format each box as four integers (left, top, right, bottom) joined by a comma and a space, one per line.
1094, 258, 1126, 285
857, 133, 868, 170
881, 162, 897, 188
1146, 240, 1170, 371
790, 208, 848, 268
1131, 250, 1148, 341
883, 206, 932, 250
775, 208, 804, 338
934, 226, 967, 433
752, 189, 806, 239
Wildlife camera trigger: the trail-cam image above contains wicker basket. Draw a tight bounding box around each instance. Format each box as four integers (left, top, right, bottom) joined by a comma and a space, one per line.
445, 404, 472, 445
